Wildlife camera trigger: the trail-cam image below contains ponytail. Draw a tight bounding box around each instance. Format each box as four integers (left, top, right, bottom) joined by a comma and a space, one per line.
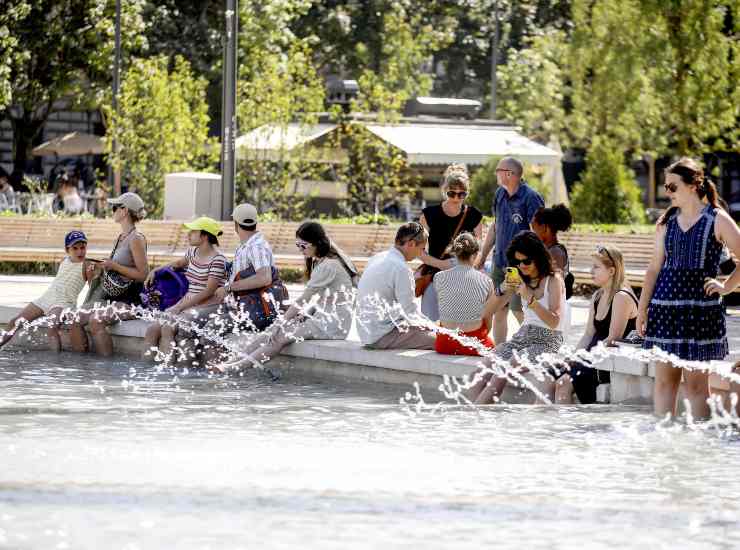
659, 158, 724, 225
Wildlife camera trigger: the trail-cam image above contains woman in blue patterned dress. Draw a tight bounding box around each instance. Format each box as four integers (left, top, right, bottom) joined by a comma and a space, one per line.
637, 158, 740, 419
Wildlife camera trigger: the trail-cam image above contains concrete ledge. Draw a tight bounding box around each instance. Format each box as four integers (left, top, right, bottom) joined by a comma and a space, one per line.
2, 306, 737, 405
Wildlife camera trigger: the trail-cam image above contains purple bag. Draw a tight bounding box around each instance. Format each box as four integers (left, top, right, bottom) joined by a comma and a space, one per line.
140, 267, 189, 311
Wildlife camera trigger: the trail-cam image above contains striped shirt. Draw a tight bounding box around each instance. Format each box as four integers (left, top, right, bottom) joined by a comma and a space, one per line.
184, 247, 227, 295
434, 264, 493, 323
230, 231, 275, 282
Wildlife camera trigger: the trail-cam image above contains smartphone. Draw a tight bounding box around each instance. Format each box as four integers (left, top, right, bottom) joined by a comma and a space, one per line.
505, 267, 521, 284
86, 258, 103, 263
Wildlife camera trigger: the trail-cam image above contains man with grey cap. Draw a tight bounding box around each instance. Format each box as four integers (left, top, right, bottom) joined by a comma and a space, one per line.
201, 203, 288, 365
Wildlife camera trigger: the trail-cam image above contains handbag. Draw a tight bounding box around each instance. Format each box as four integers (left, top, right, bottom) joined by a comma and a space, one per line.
414, 206, 469, 297
140, 267, 189, 310
100, 233, 134, 298
232, 265, 290, 331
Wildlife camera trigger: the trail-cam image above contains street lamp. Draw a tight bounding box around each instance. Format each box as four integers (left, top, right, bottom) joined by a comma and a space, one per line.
220, 0, 238, 220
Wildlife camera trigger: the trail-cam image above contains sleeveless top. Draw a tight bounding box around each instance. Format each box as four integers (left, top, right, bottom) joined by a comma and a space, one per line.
422, 204, 483, 259
643, 205, 727, 360
590, 289, 638, 349
112, 229, 146, 269
434, 264, 493, 323
33, 257, 86, 312
522, 275, 569, 332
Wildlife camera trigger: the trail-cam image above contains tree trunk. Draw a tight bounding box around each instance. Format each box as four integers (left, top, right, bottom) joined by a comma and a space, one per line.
10, 113, 46, 188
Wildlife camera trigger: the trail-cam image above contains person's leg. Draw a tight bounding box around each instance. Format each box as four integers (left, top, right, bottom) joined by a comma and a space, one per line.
555, 375, 575, 404
731, 363, 740, 416
0, 303, 45, 348
159, 324, 177, 358
683, 368, 710, 420
46, 307, 63, 352
143, 323, 162, 360
653, 361, 683, 418
68, 310, 90, 352
367, 326, 436, 350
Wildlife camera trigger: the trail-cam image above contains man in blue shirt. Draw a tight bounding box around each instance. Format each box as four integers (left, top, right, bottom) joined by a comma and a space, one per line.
475, 157, 545, 344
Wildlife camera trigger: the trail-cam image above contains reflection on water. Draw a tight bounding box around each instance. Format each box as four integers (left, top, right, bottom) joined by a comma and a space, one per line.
1, 351, 739, 550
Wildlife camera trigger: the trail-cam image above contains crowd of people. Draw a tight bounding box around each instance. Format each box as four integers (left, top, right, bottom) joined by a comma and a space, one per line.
2, 155, 740, 419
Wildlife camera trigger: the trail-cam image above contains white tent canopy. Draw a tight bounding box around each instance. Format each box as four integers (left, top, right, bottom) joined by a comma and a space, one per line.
364, 123, 561, 166
236, 121, 561, 167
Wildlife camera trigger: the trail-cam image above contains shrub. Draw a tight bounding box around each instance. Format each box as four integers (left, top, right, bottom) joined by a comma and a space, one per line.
570, 141, 646, 224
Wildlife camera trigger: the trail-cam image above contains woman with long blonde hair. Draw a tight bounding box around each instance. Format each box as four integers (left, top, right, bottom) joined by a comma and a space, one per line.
556, 245, 638, 404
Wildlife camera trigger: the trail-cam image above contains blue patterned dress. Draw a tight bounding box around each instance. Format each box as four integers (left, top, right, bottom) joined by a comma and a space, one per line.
643, 206, 728, 361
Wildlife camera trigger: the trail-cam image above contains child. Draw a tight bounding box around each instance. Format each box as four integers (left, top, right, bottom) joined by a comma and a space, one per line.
0, 231, 92, 351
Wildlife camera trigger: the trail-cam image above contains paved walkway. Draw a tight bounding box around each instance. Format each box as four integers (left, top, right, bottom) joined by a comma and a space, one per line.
1, 275, 738, 355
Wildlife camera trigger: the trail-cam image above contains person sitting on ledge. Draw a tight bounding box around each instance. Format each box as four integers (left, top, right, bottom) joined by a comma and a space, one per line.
433, 232, 494, 356
356, 222, 436, 350
0, 231, 92, 352
468, 230, 568, 404
143, 217, 227, 361
216, 221, 358, 370
555, 245, 638, 404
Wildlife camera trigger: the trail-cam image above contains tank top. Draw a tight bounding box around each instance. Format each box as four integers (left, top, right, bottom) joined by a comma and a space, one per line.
522, 275, 569, 332
592, 289, 638, 344
111, 228, 146, 269
422, 204, 483, 259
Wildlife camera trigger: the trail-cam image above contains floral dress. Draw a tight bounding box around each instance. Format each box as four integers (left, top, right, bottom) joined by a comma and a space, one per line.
643, 206, 728, 361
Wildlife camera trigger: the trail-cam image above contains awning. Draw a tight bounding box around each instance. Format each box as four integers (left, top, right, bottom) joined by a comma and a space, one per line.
235, 121, 561, 166
235, 123, 339, 161
364, 123, 561, 166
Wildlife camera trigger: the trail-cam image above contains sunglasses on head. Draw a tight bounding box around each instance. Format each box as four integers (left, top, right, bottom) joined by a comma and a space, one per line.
597, 246, 615, 265
446, 190, 467, 199
510, 257, 533, 267
295, 240, 310, 250
664, 182, 678, 193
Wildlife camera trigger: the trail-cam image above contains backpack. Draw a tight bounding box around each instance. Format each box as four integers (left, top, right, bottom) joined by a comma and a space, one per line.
140, 267, 189, 311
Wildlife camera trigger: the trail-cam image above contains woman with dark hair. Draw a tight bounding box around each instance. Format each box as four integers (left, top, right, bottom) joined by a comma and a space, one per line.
468, 230, 568, 404
638, 157, 740, 419
532, 203, 573, 278
217, 221, 358, 370
417, 164, 484, 321
143, 217, 227, 360
71, 192, 149, 356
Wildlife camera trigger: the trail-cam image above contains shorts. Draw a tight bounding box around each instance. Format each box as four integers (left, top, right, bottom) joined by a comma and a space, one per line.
492, 265, 522, 312
494, 324, 563, 362
435, 321, 494, 356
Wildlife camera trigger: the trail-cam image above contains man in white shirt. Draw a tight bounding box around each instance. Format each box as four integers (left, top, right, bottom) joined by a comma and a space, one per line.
357, 222, 436, 349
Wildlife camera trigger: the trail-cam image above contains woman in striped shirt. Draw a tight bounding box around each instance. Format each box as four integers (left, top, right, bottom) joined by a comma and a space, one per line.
144, 217, 227, 360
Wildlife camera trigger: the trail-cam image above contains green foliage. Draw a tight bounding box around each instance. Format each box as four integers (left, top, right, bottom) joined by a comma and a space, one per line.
570, 140, 646, 224
0, 1, 30, 110
317, 213, 392, 225
468, 156, 549, 215
235, 0, 326, 220
104, 55, 217, 218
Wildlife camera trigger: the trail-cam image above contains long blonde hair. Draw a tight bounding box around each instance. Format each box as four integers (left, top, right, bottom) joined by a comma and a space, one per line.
593, 245, 625, 305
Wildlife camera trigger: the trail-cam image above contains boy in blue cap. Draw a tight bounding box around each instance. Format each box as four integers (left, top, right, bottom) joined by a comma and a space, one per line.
1, 230, 92, 351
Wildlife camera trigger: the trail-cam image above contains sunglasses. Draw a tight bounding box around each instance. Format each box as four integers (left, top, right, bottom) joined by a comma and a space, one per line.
596, 246, 615, 265
446, 190, 468, 199
111, 204, 120, 212
496, 169, 514, 176
664, 182, 678, 193
510, 257, 533, 267
295, 240, 310, 251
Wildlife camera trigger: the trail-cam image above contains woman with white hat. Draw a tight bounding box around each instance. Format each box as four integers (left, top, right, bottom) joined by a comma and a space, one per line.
70, 192, 149, 356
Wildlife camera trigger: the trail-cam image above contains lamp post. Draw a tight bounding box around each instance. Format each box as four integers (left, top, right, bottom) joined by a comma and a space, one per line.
220, 0, 238, 220
489, 0, 499, 120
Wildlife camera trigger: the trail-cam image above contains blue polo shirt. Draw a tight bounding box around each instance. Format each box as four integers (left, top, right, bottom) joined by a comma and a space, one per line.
492, 182, 544, 268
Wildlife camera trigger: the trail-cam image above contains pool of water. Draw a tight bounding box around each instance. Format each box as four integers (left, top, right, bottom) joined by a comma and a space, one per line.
1, 351, 739, 550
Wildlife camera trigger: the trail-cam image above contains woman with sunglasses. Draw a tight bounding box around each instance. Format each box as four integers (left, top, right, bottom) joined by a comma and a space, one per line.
638, 158, 740, 419
468, 231, 568, 404
70, 192, 149, 356
217, 221, 358, 370
418, 164, 484, 321
556, 246, 638, 404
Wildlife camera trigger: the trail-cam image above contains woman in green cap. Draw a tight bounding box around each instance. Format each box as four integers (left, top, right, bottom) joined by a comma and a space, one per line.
143, 217, 228, 361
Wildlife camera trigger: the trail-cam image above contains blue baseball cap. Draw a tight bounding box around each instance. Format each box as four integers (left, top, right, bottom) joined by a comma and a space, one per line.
65, 230, 87, 248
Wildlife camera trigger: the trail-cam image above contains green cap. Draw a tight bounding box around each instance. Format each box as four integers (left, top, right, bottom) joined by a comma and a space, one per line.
183, 217, 224, 238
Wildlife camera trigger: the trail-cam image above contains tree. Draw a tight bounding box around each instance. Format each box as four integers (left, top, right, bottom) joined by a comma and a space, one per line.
104, 56, 216, 217
569, 139, 646, 224
235, 0, 325, 219
0, 2, 30, 111
1, 0, 146, 176
468, 156, 549, 215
